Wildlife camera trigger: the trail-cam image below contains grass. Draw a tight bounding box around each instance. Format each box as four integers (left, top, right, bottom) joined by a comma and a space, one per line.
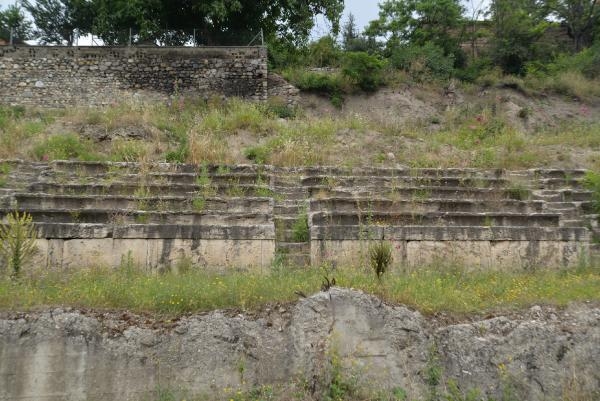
1, 264, 599, 316
0, 86, 599, 169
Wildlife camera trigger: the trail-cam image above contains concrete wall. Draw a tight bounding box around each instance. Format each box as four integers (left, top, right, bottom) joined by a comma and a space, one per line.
0, 46, 268, 107
1, 289, 599, 401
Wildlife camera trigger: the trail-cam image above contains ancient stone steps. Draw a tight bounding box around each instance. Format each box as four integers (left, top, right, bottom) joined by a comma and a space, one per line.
0, 160, 596, 269
0, 208, 271, 226
310, 186, 535, 201
310, 225, 589, 241
272, 173, 310, 266
13, 193, 272, 213
310, 211, 561, 228
310, 198, 547, 214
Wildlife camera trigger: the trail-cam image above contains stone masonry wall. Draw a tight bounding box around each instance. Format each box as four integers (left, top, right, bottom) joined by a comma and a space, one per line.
0, 46, 268, 107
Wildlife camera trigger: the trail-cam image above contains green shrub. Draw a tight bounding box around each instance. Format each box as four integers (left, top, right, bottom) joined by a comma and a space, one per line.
292, 210, 309, 242
391, 43, 455, 81
244, 145, 270, 164
282, 68, 343, 94
33, 133, 98, 161
342, 51, 385, 92
0, 211, 37, 277
308, 35, 342, 68
266, 97, 296, 119
584, 171, 600, 213
369, 241, 393, 279
164, 142, 189, 164
0, 163, 9, 188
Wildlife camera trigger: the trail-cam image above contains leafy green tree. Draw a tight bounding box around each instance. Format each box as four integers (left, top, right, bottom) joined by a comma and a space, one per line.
550, 0, 600, 50
88, 0, 344, 46
0, 4, 32, 44
342, 12, 381, 53
366, 0, 465, 59
23, 0, 94, 45
489, 0, 553, 74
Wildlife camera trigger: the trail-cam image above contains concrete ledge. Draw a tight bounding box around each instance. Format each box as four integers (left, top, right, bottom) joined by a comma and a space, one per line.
35, 223, 275, 240
310, 226, 590, 241
310, 198, 545, 213
33, 238, 275, 269
310, 211, 561, 227
311, 239, 589, 269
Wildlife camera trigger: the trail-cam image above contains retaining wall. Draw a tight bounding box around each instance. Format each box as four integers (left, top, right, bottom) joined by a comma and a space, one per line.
0, 46, 268, 107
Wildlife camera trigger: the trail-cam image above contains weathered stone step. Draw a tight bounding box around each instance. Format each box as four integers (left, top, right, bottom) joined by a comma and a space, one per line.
277, 229, 308, 243
13, 193, 272, 213
1, 208, 272, 225
46, 160, 263, 175
310, 186, 534, 201
273, 204, 305, 215
274, 216, 308, 232
534, 178, 586, 190
310, 198, 546, 214
31, 222, 275, 240
532, 190, 593, 202
28, 182, 272, 197
277, 242, 311, 252
310, 225, 590, 241
310, 212, 561, 228
302, 175, 511, 189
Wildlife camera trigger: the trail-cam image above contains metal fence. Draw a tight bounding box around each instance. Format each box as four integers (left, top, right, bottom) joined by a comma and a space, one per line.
1, 27, 264, 47
84, 28, 264, 47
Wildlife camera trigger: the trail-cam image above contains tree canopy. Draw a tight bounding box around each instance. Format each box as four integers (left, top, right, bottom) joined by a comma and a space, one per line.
22, 0, 344, 46
366, 0, 465, 57
0, 4, 32, 43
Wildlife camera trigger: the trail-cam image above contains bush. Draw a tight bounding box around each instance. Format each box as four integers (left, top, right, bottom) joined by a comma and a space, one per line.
0, 211, 37, 277
244, 145, 270, 164
341, 52, 385, 92
307, 35, 342, 68
33, 133, 98, 161
390, 43, 455, 81
369, 241, 393, 279
282, 68, 343, 94
292, 211, 309, 243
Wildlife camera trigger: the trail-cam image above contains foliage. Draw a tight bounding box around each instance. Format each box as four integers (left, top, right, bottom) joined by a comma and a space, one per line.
489, 0, 554, 74
307, 35, 342, 67
292, 210, 309, 242
527, 44, 600, 80
369, 241, 393, 279
583, 171, 600, 213
0, 211, 37, 277
390, 43, 456, 81
0, 4, 32, 43
82, 0, 344, 45
366, 0, 465, 61
33, 133, 98, 161
342, 13, 381, 53
23, 0, 94, 45
244, 146, 270, 164
342, 52, 386, 92
1, 263, 600, 314
550, 0, 600, 50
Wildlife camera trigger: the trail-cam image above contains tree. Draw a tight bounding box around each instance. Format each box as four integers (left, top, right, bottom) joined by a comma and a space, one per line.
489, 0, 553, 74
23, 0, 94, 46
88, 0, 344, 46
366, 0, 465, 58
551, 0, 600, 50
341, 12, 381, 53
0, 4, 32, 44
